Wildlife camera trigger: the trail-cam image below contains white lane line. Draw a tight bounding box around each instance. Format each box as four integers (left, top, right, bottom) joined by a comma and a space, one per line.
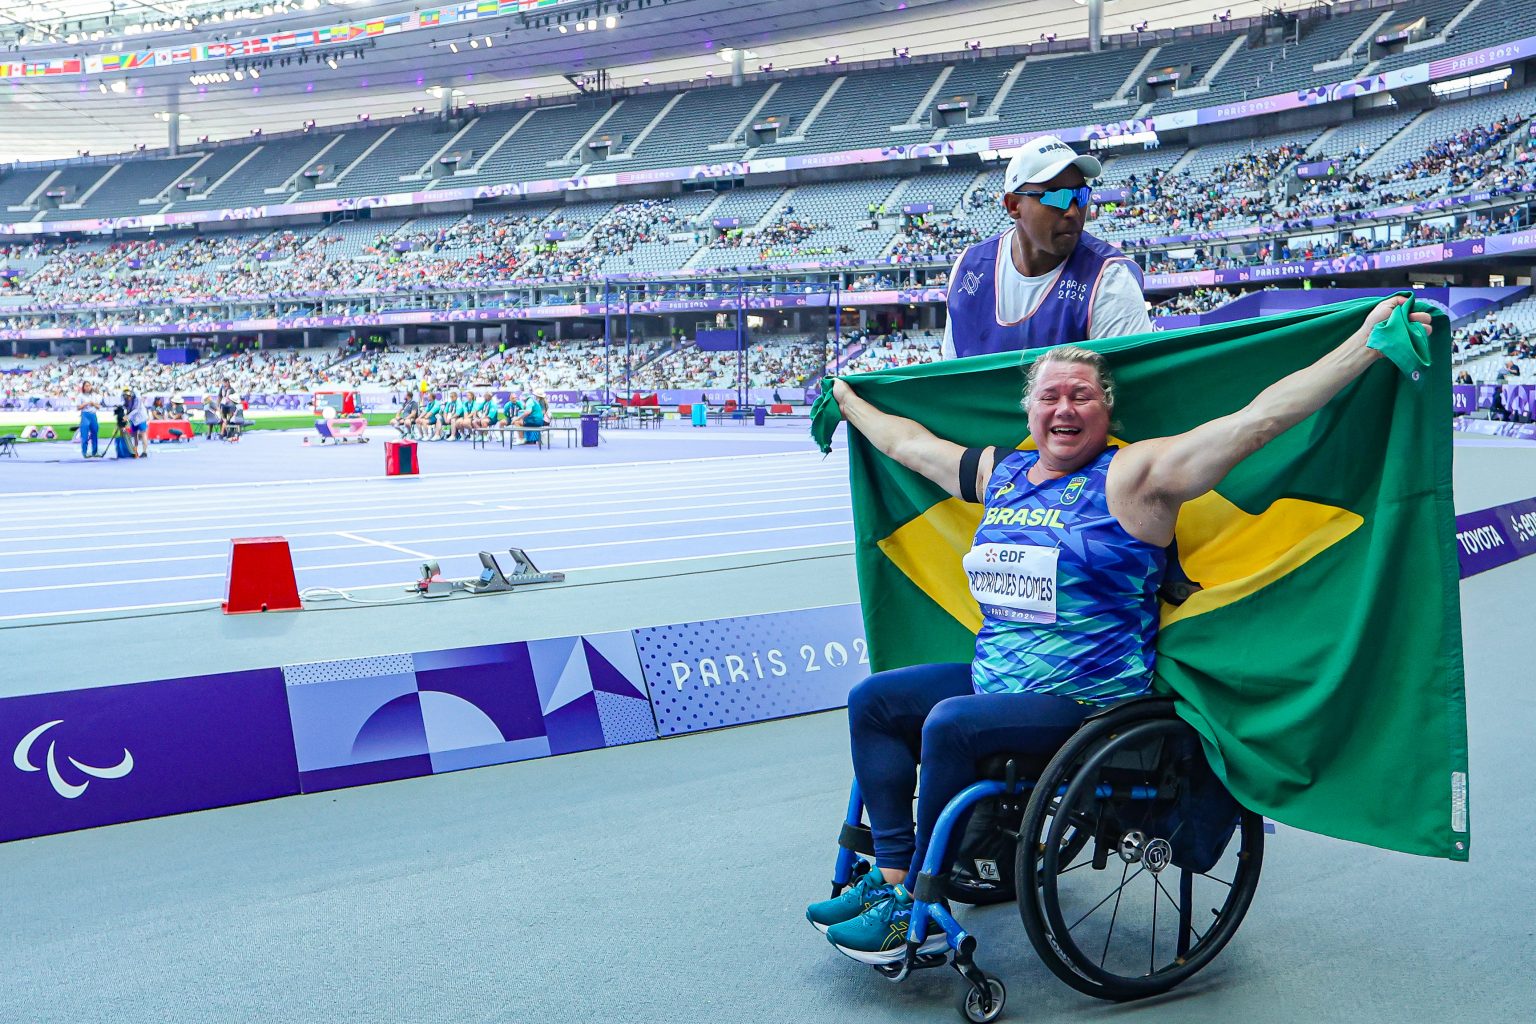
0, 461, 845, 529
0, 480, 850, 544
0, 571, 229, 593
335, 531, 431, 561
0, 598, 225, 622
0, 506, 852, 573
0, 469, 849, 540
0, 543, 372, 574
0, 448, 834, 500
0, 542, 853, 623
0, 520, 853, 594
0, 489, 851, 558
0, 456, 849, 521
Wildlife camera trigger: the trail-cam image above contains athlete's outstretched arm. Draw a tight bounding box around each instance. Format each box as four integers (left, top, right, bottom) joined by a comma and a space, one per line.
832, 379, 994, 500
1111, 295, 1432, 540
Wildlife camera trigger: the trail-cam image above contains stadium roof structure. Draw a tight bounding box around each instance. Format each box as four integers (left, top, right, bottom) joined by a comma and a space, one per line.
3, 0, 1285, 159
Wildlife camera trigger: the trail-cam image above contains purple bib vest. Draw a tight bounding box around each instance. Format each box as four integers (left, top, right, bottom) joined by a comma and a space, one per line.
946, 229, 1142, 358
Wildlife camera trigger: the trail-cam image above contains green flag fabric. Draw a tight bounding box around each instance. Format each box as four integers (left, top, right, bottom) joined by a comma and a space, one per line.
811, 294, 1470, 861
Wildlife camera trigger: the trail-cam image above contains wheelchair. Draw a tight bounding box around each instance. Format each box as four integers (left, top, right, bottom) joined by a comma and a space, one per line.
828, 696, 1265, 1022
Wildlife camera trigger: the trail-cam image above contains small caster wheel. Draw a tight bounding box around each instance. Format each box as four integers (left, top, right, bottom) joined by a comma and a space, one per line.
959, 978, 1006, 1023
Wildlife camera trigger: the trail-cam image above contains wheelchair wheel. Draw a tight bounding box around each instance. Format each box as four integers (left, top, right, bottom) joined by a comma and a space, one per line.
1017, 711, 1263, 1002
959, 977, 1006, 1023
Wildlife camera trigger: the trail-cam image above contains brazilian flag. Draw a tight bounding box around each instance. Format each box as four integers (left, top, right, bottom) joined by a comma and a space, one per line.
811, 295, 1469, 861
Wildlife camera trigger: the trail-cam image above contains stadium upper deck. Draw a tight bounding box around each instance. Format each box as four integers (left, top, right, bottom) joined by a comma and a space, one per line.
5, 0, 1536, 219
8, 0, 1536, 345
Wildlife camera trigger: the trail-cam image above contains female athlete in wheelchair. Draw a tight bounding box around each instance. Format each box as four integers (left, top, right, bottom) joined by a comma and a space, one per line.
808, 296, 1432, 1022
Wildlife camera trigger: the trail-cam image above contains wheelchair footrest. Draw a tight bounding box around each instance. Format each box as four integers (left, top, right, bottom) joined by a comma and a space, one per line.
872, 951, 949, 980
838, 822, 876, 855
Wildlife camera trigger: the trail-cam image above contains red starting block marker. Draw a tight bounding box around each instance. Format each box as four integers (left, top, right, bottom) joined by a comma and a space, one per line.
223, 536, 303, 614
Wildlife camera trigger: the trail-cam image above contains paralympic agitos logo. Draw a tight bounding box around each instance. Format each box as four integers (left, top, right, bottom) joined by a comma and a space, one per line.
12, 720, 134, 800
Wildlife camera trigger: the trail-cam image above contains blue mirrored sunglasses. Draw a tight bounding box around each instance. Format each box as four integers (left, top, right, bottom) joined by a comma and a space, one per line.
1012, 185, 1093, 211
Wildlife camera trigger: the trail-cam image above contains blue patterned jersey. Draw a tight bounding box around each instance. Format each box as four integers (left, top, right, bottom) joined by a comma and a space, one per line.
966, 447, 1166, 703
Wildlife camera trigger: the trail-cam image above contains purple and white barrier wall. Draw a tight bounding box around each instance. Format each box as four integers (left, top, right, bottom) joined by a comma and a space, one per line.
0, 604, 866, 844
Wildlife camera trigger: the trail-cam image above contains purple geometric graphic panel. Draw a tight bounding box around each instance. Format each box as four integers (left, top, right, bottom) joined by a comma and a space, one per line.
634, 604, 868, 736
543, 691, 607, 756
413, 643, 545, 744
595, 692, 659, 747
527, 629, 655, 754
283, 631, 656, 793
0, 668, 297, 843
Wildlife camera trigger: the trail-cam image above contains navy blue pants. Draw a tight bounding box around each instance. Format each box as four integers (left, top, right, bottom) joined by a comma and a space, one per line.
848, 663, 1094, 879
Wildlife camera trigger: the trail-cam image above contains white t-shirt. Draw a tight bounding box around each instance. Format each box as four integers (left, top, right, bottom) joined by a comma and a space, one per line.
940, 236, 1155, 360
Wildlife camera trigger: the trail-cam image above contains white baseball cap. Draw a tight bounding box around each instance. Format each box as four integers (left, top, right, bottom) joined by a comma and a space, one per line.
1003, 135, 1102, 192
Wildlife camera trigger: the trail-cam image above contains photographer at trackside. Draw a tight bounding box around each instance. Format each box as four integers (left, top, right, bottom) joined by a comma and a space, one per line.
121, 388, 149, 458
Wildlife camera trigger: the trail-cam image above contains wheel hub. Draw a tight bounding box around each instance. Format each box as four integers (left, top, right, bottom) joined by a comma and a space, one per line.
1142, 837, 1173, 874
1115, 831, 1174, 873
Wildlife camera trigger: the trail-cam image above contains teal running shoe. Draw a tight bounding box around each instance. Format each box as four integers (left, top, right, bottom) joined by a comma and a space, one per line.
824, 884, 950, 964
806, 867, 891, 934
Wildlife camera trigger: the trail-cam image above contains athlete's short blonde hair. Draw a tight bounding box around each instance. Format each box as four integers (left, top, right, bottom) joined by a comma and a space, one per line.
1021, 345, 1117, 417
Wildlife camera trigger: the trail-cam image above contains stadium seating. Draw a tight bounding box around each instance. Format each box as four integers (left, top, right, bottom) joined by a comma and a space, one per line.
627, 81, 776, 169
9, 0, 1536, 379
0, 168, 53, 210
50, 155, 203, 220
765, 64, 945, 157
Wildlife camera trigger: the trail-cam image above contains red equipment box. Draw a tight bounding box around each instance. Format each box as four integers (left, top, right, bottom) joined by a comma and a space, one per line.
385, 440, 418, 476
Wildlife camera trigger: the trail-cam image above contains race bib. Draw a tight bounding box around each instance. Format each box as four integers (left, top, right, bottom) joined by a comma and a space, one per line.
963, 543, 1059, 624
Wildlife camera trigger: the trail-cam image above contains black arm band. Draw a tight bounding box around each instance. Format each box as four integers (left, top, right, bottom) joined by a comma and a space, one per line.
958, 446, 989, 503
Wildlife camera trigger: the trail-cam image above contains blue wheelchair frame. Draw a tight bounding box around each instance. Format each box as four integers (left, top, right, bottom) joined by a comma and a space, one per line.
833, 768, 1163, 998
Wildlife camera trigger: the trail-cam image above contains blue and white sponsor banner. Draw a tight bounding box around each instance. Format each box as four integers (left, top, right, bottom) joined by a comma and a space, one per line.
634, 604, 868, 736
0, 669, 298, 843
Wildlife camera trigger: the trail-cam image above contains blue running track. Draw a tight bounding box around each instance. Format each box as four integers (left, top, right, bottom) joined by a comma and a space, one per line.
0, 423, 852, 620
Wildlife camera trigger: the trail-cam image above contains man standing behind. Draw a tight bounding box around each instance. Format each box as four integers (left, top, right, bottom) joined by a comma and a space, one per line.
942, 135, 1153, 360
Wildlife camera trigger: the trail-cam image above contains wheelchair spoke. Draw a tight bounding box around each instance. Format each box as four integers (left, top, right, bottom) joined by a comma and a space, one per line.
1098, 861, 1131, 968
1069, 863, 1146, 934
1155, 875, 1206, 946
1150, 873, 1157, 975
1196, 872, 1235, 888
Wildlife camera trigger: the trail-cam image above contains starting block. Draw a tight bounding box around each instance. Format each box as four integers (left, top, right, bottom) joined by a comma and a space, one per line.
223, 536, 303, 614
